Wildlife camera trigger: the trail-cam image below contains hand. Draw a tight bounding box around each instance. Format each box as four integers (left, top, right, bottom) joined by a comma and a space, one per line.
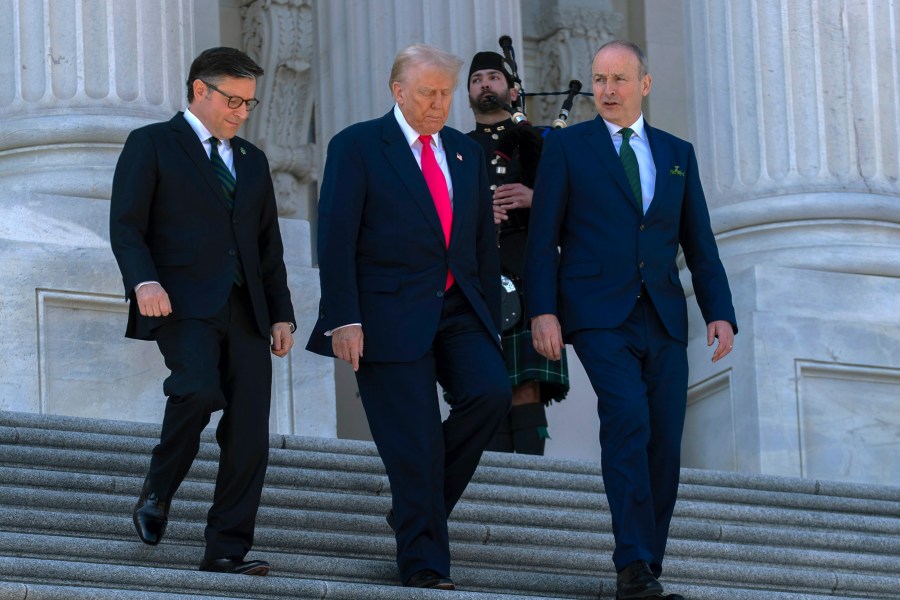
707, 320, 735, 363
135, 283, 172, 317
332, 325, 364, 371
493, 183, 533, 223
270, 322, 294, 357
531, 314, 563, 361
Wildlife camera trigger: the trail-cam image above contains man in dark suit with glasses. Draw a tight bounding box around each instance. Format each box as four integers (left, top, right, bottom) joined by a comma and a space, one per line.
110, 46, 295, 575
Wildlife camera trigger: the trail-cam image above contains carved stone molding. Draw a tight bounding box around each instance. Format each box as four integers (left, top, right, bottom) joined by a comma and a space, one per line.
530, 6, 621, 126
241, 0, 317, 220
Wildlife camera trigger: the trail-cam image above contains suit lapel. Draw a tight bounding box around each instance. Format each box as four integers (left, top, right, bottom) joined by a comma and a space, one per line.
441, 130, 466, 249
585, 116, 641, 214
170, 113, 233, 214
381, 112, 446, 245
644, 123, 671, 220
231, 137, 249, 214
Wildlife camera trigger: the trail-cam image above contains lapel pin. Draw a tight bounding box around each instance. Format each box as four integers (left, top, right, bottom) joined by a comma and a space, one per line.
456, 152, 463, 161
240, 147, 247, 155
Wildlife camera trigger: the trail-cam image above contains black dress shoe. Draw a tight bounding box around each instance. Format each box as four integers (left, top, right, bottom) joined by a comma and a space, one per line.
385, 509, 395, 531
616, 560, 664, 599
199, 557, 270, 576
405, 569, 455, 590
132, 481, 169, 546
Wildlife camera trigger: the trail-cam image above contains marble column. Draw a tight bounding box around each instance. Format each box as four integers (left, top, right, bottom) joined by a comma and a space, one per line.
314, 0, 523, 150
680, 0, 900, 485
0, 0, 194, 419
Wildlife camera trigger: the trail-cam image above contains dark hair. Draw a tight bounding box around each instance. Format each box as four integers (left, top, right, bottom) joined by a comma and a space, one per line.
186, 47, 264, 103
594, 40, 649, 78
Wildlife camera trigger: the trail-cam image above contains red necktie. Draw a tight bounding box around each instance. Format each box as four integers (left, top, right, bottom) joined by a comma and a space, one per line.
418, 135, 454, 290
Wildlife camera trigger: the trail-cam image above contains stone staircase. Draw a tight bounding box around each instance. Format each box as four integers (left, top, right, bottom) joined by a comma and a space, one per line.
0, 410, 897, 600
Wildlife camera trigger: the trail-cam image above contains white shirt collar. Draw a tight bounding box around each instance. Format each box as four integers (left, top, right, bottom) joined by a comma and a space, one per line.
603, 113, 646, 141
393, 104, 442, 150
183, 108, 230, 147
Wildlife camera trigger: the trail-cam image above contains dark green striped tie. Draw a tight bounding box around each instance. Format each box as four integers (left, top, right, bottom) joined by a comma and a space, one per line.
208, 137, 244, 286
618, 127, 642, 211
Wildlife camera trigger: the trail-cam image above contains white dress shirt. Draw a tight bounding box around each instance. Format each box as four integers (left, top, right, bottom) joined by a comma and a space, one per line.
392, 103, 454, 205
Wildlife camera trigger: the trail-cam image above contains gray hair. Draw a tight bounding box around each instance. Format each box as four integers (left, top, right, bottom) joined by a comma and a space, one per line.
389, 44, 465, 91
594, 40, 649, 78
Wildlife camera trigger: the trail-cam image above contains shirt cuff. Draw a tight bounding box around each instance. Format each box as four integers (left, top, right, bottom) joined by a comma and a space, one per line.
326, 323, 361, 336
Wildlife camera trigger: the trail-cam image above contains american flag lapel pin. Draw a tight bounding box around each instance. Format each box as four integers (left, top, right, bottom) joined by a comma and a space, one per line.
456, 152, 463, 161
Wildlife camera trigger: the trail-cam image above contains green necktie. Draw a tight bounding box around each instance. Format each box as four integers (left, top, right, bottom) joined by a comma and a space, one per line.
208, 137, 244, 286
618, 127, 642, 210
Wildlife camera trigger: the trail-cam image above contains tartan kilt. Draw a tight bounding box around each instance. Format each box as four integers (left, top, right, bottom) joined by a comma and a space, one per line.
502, 312, 570, 404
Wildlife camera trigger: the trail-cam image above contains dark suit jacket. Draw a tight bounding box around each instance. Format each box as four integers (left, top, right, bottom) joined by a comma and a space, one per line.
109, 112, 294, 340
525, 116, 736, 345
306, 110, 501, 362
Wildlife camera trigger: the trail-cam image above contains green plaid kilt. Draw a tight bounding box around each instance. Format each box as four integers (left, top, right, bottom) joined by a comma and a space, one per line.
502, 314, 570, 404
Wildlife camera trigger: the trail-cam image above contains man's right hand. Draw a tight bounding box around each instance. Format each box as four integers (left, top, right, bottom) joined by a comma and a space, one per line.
135, 283, 172, 317
531, 314, 563, 361
332, 325, 364, 372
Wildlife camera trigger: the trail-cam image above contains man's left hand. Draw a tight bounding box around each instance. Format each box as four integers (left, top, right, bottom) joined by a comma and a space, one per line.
707, 320, 734, 363
271, 322, 294, 357
493, 183, 533, 223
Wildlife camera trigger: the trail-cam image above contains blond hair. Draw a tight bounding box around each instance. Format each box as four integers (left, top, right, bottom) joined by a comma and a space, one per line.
389, 44, 464, 91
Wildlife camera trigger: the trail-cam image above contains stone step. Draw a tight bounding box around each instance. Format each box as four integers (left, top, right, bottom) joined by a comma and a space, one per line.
0, 533, 893, 600
1, 410, 898, 599
1, 482, 898, 580
2, 437, 899, 543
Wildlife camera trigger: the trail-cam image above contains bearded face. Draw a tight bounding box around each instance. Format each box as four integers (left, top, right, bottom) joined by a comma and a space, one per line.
468, 69, 514, 115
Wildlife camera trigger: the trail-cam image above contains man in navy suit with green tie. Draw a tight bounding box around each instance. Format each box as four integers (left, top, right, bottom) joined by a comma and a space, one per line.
525, 41, 737, 600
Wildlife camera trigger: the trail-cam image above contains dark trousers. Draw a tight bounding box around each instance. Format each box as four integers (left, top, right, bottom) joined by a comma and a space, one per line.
147, 284, 272, 560
570, 294, 688, 576
355, 286, 511, 583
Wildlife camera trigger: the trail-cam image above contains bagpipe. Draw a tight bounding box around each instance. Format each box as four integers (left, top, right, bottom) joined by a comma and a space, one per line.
490, 36, 587, 332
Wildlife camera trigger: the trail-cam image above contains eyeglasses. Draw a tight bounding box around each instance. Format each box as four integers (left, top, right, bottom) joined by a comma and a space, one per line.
201, 80, 260, 111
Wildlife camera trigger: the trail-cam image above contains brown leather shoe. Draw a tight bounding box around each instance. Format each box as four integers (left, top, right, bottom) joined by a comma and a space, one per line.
616, 560, 664, 598
132, 480, 169, 546
405, 569, 455, 590
199, 557, 270, 576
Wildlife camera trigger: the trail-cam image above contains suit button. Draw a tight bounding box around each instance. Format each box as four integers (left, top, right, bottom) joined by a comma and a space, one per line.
639, 261, 645, 268
232, 218, 238, 224
228, 250, 236, 256
640, 224, 645, 231
436, 291, 444, 298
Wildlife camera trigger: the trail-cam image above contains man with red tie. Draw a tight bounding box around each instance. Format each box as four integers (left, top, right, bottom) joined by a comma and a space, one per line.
307, 44, 511, 590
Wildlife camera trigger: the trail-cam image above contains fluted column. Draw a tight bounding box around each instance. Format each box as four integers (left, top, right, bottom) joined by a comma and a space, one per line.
0, 0, 195, 416
0, 0, 193, 197
680, 0, 900, 485
314, 0, 522, 151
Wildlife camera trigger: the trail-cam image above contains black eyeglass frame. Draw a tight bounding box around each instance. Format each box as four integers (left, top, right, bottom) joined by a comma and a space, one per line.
201, 80, 260, 111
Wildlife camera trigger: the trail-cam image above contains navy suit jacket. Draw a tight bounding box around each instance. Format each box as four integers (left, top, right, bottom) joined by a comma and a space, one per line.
525, 116, 736, 345
109, 113, 295, 340
307, 110, 501, 362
